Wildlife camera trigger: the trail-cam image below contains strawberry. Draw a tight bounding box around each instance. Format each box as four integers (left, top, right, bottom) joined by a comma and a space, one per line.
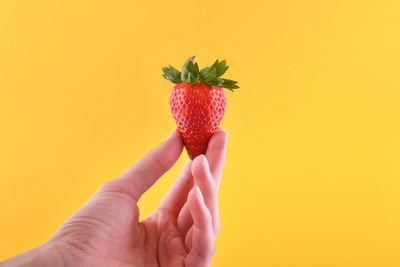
162, 56, 239, 159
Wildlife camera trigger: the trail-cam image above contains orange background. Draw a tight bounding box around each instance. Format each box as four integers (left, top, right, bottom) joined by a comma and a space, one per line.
1, 1, 400, 266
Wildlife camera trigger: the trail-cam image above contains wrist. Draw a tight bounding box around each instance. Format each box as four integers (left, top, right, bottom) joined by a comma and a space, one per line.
0, 241, 66, 267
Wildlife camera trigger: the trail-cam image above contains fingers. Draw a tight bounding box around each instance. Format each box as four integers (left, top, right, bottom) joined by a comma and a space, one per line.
158, 128, 228, 217
205, 128, 228, 187
178, 155, 220, 237
177, 128, 227, 236
192, 155, 220, 236
100, 129, 183, 201
158, 159, 194, 216
185, 187, 216, 267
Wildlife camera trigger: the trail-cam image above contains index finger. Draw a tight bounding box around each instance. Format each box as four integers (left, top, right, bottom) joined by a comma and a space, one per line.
103, 129, 183, 201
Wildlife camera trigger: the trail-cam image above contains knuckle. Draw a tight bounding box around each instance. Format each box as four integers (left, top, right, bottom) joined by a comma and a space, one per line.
97, 180, 115, 193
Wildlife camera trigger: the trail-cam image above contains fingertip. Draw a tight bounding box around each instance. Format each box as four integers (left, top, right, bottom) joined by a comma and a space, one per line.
205, 129, 228, 164
208, 130, 228, 151
188, 186, 204, 209
192, 154, 207, 167
167, 128, 183, 144
191, 154, 210, 179
194, 185, 205, 203
163, 129, 184, 155
188, 186, 210, 227
216, 128, 228, 139
217, 127, 228, 134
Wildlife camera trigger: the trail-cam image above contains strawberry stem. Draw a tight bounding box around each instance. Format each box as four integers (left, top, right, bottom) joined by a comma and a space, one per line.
162, 56, 239, 91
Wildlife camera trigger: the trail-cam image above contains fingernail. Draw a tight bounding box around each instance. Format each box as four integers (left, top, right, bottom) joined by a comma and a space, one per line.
194, 186, 204, 202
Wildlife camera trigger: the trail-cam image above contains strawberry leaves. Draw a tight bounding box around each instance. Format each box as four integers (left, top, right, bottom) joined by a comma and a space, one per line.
211, 59, 229, 77
199, 59, 238, 91
162, 56, 239, 91
162, 65, 182, 83
181, 56, 198, 84
199, 67, 216, 82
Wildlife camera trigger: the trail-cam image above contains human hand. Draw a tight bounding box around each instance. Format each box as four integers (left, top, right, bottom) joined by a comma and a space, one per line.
1, 129, 227, 267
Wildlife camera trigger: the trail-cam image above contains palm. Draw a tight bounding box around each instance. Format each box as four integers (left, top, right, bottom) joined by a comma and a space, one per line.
54, 191, 187, 266
51, 129, 227, 267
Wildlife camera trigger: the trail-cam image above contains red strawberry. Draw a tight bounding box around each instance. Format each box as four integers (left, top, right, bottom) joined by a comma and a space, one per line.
162, 57, 239, 159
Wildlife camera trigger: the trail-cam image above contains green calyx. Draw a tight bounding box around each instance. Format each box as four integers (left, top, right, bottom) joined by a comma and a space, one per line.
162, 56, 239, 91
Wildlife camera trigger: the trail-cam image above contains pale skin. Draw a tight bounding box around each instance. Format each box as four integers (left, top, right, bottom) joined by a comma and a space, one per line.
0, 129, 227, 267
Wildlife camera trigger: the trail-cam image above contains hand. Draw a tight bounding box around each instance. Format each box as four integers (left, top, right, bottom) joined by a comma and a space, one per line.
1, 129, 227, 267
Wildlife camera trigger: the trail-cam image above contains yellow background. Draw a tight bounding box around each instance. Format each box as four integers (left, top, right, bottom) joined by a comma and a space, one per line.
1, 0, 400, 266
